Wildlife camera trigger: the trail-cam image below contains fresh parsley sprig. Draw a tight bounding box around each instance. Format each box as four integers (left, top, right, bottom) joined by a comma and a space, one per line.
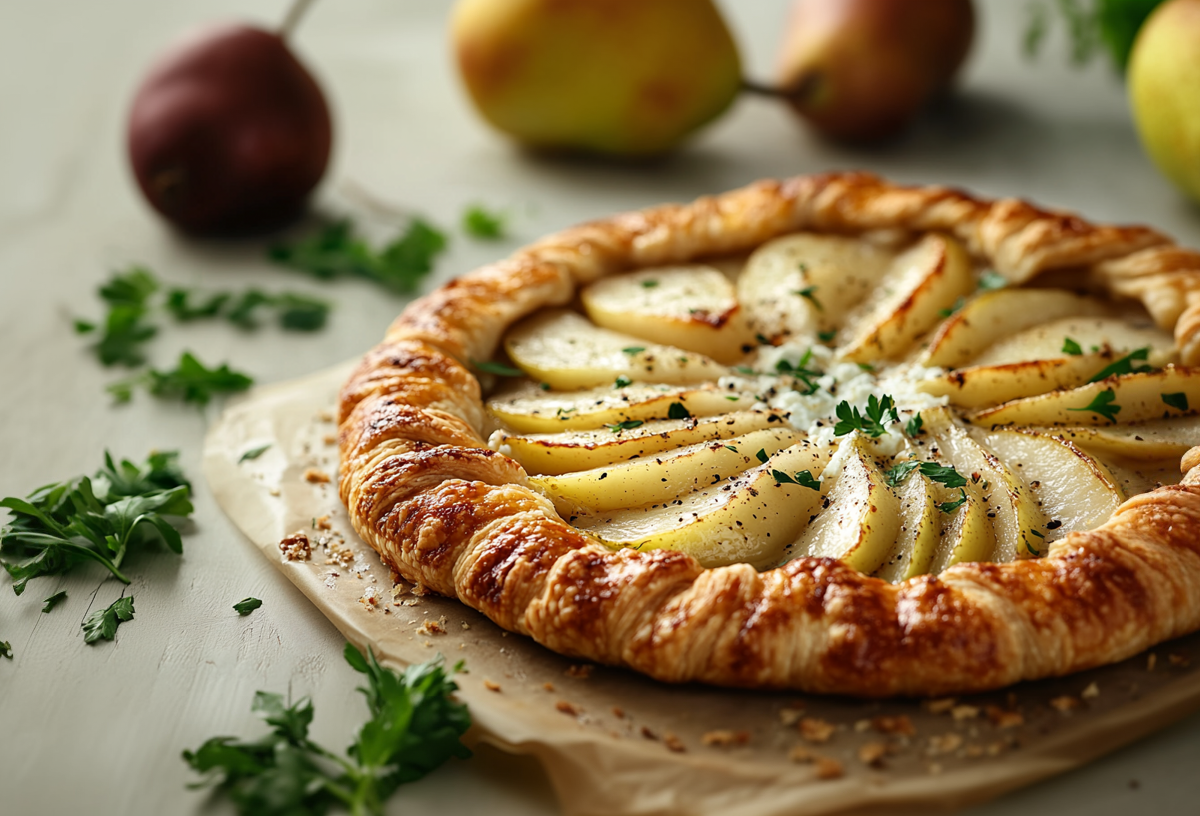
0, 451, 193, 595
108, 352, 253, 406
74, 267, 160, 367
461, 204, 508, 240
772, 470, 821, 491
1087, 347, 1152, 382
1068, 388, 1122, 422
183, 644, 472, 816
884, 460, 967, 489
937, 489, 969, 515
83, 595, 135, 644
833, 395, 899, 438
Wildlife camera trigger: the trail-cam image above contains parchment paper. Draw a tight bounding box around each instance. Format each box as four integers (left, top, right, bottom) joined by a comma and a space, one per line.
203, 362, 1200, 816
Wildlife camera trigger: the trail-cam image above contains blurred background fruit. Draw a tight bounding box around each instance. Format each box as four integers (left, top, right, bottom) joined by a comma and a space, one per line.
127, 17, 331, 235
1128, 0, 1200, 203
773, 0, 975, 143
450, 0, 741, 157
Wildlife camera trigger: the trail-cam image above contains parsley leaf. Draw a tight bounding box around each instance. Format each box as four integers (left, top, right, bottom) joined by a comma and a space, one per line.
462, 204, 507, 239
905, 412, 924, 437
817, 330, 837, 343
885, 460, 967, 489
42, 590, 67, 613
83, 268, 161, 367
0, 641, 11, 659
109, 352, 254, 406
470, 359, 523, 377
0, 451, 193, 595
1162, 392, 1189, 412
1088, 347, 1152, 382
606, 420, 644, 434
1068, 388, 1121, 422
1024, 0, 1162, 72
183, 644, 472, 816
269, 218, 448, 295
938, 297, 967, 319
883, 460, 921, 487
82, 595, 135, 644
667, 402, 692, 420
937, 489, 968, 515
640, 279, 659, 289
239, 445, 272, 464
756, 449, 769, 464
1062, 337, 1084, 356
833, 395, 898, 438
166, 289, 231, 321
233, 597, 263, 616
614, 375, 633, 389
794, 286, 823, 311
621, 346, 646, 355
978, 270, 1008, 291
772, 470, 822, 491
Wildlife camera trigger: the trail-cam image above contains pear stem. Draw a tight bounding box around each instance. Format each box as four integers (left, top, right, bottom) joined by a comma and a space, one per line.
279, 0, 318, 40
740, 79, 789, 98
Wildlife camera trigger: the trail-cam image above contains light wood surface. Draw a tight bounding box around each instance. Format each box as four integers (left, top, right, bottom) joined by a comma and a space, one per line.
2, 1, 1198, 814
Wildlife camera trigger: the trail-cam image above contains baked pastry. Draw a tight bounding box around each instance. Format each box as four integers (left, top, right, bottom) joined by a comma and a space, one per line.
337, 172, 1200, 697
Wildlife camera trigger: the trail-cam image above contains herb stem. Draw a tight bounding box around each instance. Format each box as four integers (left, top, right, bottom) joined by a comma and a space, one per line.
279, 0, 319, 39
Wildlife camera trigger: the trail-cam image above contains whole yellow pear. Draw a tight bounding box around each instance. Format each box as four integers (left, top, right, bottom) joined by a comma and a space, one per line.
1129, 0, 1200, 203
451, 0, 741, 157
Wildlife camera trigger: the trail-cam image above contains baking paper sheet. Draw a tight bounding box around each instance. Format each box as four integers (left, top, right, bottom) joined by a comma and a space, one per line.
203, 362, 1200, 816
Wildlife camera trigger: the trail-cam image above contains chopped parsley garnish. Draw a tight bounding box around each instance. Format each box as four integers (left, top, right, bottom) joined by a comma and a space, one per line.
938, 297, 967, 319
238, 445, 272, 464
885, 460, 967, 489
773, 470, 822, 491
937, 489, 968, 515
1068, 388, 1121, 422
734, 365, 757, 376
607, 420, 644, 433
1061, 337, 1083, 356
269, 218, 448, 295
621, 346, 646, 355
978, 270, 1008, 291
640, 279, 659, 289
470, 359, 524, 377
233, 597, 263, 616
461, 204, 507, 239
856, 362, 875, 373
614, 375, 633, 389
1162, 392, 1189, 412
539, 382, 551, 391
905, 413, 924, 437
0, 641, 10, 659
1087, 347, 1152, 382
775, 349, 823, 394
42, 590, 67, 613
817, 330, 837, 343
756, 449, 769, 464
108, 352, 253, 406
667, 402, 692, 420
794, 286, 823, 311
183, 644, 471, 816
83, 595, 135, 644
75, 267, 160, 367
0, 451, 192, 595
724, 445, 739, 453
833, 395, 898, 438
755, 333, 774, 346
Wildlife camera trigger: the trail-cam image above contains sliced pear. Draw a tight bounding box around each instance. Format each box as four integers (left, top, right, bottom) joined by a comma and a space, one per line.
971, 367, 1200, 428
1102, 458, 1184, 497
976, 429, 1123, 542
917, 355, 1112, 409
927, 477, 995, 573
839, 233, 974, 363
573, 444, 832, 569
784, 436, 901, 574
530, 427, 804, 516
736, 232, 894, 340
495, 411, 784, 476
487, 380, 758, 434
924, 408, 1046, 560
973, 315, 1177, 368
921, 289, 1109, 368
1049, 415, 1200, 460
580, 266, 754, 364
504, 309, 727, 390
873, 469, 941, 583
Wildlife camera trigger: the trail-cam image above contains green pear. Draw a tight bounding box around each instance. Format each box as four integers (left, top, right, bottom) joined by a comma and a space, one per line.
1129, 0, 1200, 203
775, 0, 975, 143
451, 0, 741, 157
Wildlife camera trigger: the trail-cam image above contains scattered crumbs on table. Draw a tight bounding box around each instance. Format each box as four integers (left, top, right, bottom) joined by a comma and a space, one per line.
701, 730, 750, 748
778, 707, 805, 726
924, 697, 957, 715
663, 732, 686, 753
484, 680, 502, 693
279, 531, 311, 561
799, 717, 836, 744
814, 757, 844, 780
565, 664, 593, 679
1081, 682, 1100, 699
555, 700, 580, 717
303, 468, 331, 484
1147, 653, 1157, 671
543, 682, 555, 692
858, 741, 891, 768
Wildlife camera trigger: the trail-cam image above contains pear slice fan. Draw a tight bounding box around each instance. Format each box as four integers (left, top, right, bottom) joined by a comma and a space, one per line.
486, 229, 1192, 580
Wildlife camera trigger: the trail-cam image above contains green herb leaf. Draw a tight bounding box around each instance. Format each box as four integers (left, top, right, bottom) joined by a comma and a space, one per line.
734, 365, 757, 376
833, 395, 898, 438
1088, 347, 1152, 382
614, 375, 633, 389
0, 451, 192, 595
166, 289, 231, 321
724, 445, 738, 453
238, 445, 272, 464
817, 330, 837, 343
1024, 0, 1163, 71
621, 346, 646, 355
83, 595, 134, 644
233, 597, 263, 616
539, 382, 551, 391
1062, 337, 1083, 356
667, 402, 692, 420
756, 448, 769, 464
1068, 388, 1121, 422
793, 286, 823, 311
640, 279, 659, 289
42, 590, 67, 613
884, 460, 922, 487
937, 489, 968, 515
462, 204, 507, 239
938, 297, 967, 319
110, 352, 253, 406
794, 470, 822, 491
905, 413, 924, 437
606, 420, 644, 433
0, 641, 10, 659
183, 645, 471, 816
1162, 392, 1189, 412
471, 359, 523, 377
978, 270, 1008, 291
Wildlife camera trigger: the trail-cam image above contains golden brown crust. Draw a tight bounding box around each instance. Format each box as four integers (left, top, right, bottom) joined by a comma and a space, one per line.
339, 172, 1200, 696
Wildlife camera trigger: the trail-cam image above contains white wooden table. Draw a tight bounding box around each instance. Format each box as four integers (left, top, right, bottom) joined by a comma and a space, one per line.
2, 1, 1198, 814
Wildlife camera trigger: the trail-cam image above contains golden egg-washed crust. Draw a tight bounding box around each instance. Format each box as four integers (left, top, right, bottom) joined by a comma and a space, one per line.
340, 172, 1200, 695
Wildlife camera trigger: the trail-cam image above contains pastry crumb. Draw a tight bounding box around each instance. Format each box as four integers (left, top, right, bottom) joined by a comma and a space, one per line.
927, 733, 963, 756
1081, 682, 1100, 700
483, 680, 501, 692
313, 515, 332, 530
543, 682, 556, 692
858, 741, 890, 768
460, 622, 470, 630
611, 706, 625, 719
303, 468, 331, 484
566, 664, 594, 679
799, 718, 836, 744
1049, 695, 1080, 714
316, 409, 335, 422
323, 433, 338, 446
924, 698, 957, 715
778, 707, 805, 726
417, 620, 445, 636
268, 487, 281, 497
1168, 653, 1190, 668
663, 732, 686, 753
815, 758, 844, 780
951, 704, 980, 721
641, 726, 658, 741
986, 706, 1024, 729
872, 715, 915, 736
555, 701, 580, 717
701, 730, 750, 747
279, 532, 311, 561
1147, 653, 1157, 672
788, 746, 818, 764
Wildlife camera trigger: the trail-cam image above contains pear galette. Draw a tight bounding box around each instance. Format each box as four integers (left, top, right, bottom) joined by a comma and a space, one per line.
338, 173, 1200, 696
